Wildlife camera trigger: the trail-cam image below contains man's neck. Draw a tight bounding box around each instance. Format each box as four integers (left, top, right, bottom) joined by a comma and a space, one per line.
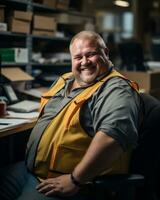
67, 66, 113, 94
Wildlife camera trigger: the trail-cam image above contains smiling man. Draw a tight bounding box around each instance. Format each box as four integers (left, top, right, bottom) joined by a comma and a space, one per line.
0, 31, 142, 200
69, 32, 109, 88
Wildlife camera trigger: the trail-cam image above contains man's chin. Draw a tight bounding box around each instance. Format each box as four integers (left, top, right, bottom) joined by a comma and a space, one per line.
83, 74, 97, 82
79, 77, 97, 86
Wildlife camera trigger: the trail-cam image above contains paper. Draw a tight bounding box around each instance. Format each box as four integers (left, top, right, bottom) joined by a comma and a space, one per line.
0, 118, 30, 132
7, 111, 39, 119
17, 87, 48, 99
20, 88, 42, 98
7, 100, 40, 113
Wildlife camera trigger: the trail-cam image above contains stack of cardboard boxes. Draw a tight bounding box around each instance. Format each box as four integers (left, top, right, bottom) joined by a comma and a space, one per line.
1, 0, 70, 35
9, 10, 33, 34
0, 6, 4, 22
56, 0, 70, 10
32, 15, 57, 36
33, 0, 70, 10
7, 9, 57, 37
33, 0, 57, 8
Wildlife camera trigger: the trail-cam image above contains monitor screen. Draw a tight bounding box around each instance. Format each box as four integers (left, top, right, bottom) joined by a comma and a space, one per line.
118, 41, 146, 71
151, 38, 160, 61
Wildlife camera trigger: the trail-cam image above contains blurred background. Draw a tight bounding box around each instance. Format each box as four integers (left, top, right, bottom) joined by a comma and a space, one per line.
1, 0, 160, 99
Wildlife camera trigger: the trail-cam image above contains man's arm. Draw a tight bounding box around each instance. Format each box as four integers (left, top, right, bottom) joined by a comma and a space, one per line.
72, 130, 123, 183
36, 131, 123, 197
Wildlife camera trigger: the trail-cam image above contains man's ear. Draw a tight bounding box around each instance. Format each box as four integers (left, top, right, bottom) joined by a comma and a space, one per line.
104, 47, 109, 56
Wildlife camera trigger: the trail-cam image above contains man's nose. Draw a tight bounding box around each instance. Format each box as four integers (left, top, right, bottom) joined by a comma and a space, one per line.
81, 56, 89, 65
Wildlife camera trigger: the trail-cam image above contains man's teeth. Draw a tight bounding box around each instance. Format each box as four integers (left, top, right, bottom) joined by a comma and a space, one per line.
82, 68, 89, 70
81, 67, 94, 71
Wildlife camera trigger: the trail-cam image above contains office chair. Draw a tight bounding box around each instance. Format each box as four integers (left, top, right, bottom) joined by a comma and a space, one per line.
91, 93, 160, 200
118, 41, 146, 71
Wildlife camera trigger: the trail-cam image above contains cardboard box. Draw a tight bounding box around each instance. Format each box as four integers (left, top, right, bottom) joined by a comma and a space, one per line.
1, 67, 34, 82
0, 6, 5, 22
120, 70, 160, 92
10, 18, 30, 33
32, 30, 55, 37
0, 48, 28, 63
0, 22, 7, 31
55, 13, 84, 24
13, 10, 33, 22
82, 0, 95, 13
33, 0, 57, 8
33, 15, 57, 31
56, 0, 70, 10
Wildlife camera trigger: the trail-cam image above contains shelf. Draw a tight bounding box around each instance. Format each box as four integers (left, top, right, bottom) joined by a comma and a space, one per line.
5, 0, 28, 3
32, 2, 59, 13
1, 62, 71, 68
32, 62, 71, 67
32, 35, 70, 42
0, 0, 94, 87
0, 32, 70, 42
32, 2, 94, 19
1, 0, 94, 19
0, 0, 28, 8
0, 0, 28, 4
65, 10, 95, 19
1, 62, 27, 67
0, 31, 28, 38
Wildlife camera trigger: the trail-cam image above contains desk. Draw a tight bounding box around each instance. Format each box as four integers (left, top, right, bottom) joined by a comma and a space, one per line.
0, 118, 37, 166
0, 119, 37, 138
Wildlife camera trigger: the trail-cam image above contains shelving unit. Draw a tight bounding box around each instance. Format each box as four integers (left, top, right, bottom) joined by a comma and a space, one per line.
0, 0, 95, 86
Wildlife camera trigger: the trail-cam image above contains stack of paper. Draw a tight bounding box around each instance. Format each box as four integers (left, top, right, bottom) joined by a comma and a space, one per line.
7, 111, 39, 119
0, 118, 30, 132
8, 100, 40, 113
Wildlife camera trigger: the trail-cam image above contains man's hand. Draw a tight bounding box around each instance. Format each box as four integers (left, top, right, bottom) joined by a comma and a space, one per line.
36, 174, 79, 197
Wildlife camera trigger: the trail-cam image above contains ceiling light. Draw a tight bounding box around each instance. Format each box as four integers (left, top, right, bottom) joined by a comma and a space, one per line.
114, 0, 129, 7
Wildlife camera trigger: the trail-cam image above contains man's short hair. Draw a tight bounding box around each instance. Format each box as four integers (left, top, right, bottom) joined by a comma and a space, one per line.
69, 31, 107, 51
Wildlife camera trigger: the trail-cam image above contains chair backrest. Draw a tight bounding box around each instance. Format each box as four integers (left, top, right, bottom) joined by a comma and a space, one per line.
130, 93, 160, 199
91, 93, 160, 200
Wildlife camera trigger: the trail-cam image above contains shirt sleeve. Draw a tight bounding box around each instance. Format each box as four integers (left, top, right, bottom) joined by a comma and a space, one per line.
88, 77, 141, 151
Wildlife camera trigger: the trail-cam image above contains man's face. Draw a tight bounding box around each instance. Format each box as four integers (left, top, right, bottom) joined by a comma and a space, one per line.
70, 38, 109, 87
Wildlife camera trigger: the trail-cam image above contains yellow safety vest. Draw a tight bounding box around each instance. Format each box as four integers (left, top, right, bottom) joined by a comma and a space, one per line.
34, 69, 139, 179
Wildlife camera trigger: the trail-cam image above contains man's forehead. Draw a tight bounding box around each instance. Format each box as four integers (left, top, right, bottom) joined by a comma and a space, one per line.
72, 38, 98, 48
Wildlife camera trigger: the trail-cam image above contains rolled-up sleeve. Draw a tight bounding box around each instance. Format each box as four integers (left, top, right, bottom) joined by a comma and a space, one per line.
89, 77, 141, 151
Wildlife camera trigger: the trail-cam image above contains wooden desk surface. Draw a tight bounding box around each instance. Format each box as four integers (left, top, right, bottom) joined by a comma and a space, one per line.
0, 119, 37, 138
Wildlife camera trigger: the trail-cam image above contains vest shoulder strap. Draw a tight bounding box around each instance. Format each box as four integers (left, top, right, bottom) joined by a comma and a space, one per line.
73, 69, 139, 104
39, 72, 73, 112
39, 69, 139, 113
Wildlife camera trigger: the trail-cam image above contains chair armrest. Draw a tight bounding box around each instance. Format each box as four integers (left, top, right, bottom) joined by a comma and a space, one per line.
93, 174, 144, 189
88, 174, 145, 200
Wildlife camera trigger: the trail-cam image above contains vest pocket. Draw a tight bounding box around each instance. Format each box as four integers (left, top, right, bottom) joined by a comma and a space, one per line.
49, 145, 86, 174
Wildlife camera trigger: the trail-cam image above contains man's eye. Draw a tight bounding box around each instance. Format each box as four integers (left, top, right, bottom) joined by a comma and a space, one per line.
88, 52, 97, 57
74, 56, 81, 60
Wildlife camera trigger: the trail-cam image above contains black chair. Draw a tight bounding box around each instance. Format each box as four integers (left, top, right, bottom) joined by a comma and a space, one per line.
91, 93, 160, 200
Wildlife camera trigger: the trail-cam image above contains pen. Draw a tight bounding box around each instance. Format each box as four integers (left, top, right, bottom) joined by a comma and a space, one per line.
0, 123, 10, 125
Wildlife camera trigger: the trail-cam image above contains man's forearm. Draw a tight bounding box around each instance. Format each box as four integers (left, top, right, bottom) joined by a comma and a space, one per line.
72, 131, 124, 184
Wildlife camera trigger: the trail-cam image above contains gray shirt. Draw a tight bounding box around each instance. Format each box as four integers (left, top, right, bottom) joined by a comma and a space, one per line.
30, 75, 141, 151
